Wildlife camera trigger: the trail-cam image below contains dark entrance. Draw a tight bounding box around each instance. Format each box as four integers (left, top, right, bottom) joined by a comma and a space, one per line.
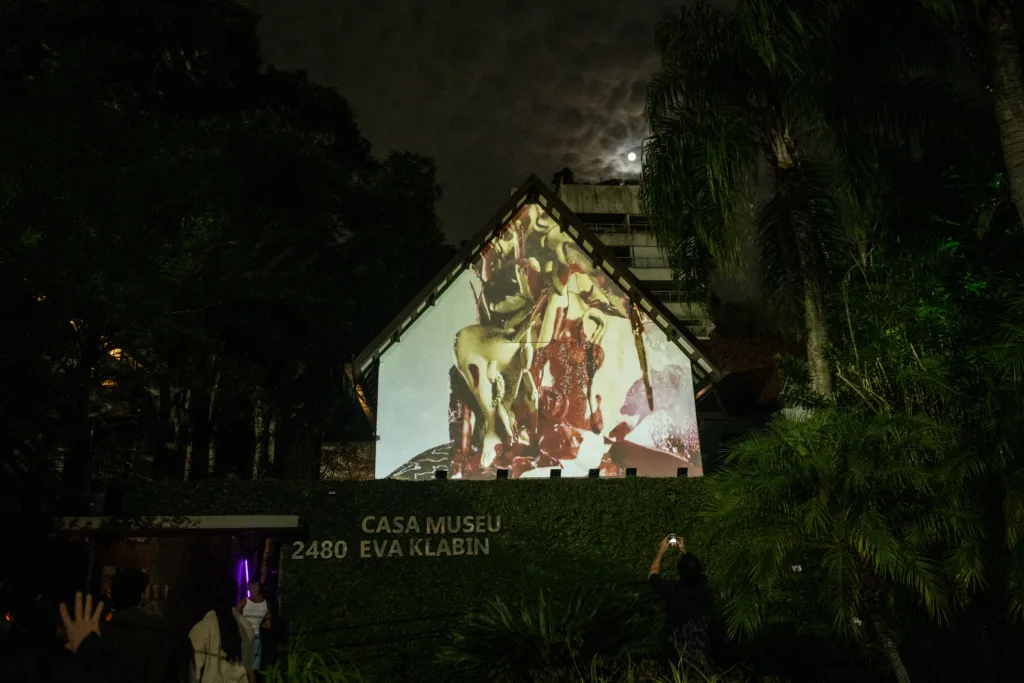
55, 516, 299, 633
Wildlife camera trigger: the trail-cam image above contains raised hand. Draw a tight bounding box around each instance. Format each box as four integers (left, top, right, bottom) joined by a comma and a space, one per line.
59, 592, 105, 653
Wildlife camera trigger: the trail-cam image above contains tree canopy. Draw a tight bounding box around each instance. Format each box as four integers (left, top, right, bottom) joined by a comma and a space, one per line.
0, 0, 454, 497
644, 1, 1024, 680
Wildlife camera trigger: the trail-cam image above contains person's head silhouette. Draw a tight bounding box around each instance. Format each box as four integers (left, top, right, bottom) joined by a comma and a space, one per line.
111, 569, 149, 611
676, 553, 704, 586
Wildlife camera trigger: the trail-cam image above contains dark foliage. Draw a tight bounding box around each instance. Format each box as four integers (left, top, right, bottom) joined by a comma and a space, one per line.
0, 0, 454, 600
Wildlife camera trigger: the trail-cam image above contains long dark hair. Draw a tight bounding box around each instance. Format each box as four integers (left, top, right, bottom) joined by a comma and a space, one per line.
677, 554, 706, 586
211, 576, 242, 663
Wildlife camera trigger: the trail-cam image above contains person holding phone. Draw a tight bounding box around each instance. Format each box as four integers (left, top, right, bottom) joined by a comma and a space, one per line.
648, 535, 711, 656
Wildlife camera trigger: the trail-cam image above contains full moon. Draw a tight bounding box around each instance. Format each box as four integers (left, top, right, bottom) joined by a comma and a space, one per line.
627, 152, 637, 161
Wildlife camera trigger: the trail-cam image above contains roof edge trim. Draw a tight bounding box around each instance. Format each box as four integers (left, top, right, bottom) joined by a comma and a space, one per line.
350, 175, 721, 406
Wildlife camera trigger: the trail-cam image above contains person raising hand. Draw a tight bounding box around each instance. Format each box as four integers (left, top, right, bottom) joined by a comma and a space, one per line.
58, 592, 104, 654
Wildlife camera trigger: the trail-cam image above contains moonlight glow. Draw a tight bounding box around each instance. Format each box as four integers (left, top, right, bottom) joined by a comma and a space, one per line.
627, 152, 637, 162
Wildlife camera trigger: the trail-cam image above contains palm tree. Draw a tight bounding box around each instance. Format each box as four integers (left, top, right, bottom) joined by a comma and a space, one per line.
833, 235, 1024, 622
961, 287, 1024, 619
922, 0, 1024, 226
641, 0, 954, 399
701, 408, 985, 683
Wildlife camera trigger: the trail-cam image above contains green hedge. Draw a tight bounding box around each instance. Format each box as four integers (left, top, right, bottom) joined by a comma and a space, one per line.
125, 478, 707, 681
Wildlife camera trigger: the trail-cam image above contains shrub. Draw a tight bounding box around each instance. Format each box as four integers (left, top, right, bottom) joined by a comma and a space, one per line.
529, 655, 758, 683
439, 588, 647, 681
262, 639, 367, 683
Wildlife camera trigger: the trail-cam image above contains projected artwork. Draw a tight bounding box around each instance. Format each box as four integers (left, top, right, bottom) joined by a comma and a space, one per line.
374, 204, 702, 480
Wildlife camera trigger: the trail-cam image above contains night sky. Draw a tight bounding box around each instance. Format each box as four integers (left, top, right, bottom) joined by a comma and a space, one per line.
253, 0, 724, 242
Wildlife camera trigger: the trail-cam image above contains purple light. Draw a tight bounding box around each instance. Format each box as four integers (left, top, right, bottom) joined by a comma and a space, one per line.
234, 558, 252, 601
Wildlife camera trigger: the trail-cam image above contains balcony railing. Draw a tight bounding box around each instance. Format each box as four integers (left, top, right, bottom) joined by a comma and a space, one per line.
649, 289, 688, 303
585, 222, 650, 234
619, 256, 670, 269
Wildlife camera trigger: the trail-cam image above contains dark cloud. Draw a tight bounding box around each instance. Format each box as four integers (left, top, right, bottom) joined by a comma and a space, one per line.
251, 0, 727, 241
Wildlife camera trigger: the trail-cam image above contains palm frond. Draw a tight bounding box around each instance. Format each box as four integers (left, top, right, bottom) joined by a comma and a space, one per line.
701, 406, 980, 638
439, 588, 646, 679
755, 160, 841, 324
642, 2, 768, 302
1006, 544, 1024, 621
917, 0, 973, 25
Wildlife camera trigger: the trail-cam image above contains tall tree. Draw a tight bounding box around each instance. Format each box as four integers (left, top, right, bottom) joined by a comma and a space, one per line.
922, 0, 1024, 225
641, 0, 954, 400
0, 0, 451, 492
642, 1, 838, 397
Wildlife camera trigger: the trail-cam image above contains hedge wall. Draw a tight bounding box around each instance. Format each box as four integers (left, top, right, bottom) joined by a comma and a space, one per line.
125, 478, 707, 681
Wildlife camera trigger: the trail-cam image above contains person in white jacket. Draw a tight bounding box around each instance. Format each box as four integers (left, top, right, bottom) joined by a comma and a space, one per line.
189, 577, 254, 683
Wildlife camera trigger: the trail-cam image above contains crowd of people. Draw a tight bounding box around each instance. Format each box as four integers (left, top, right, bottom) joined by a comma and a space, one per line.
0, 572, 277, 683
0, 535, 705, 681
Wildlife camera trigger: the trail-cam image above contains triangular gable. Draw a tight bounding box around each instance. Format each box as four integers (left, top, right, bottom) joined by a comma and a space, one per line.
350, 175, 721, 428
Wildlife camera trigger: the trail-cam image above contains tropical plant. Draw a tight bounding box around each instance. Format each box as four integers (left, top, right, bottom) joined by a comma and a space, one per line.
641, 0, 960, 399
439, 588, 647, 682
828, 213, 1024, 626
700, 408, 985, 683
983, 290, 1024, 618
912, 283, 1024, 622
549, 655, 756, 683
262, 640, 367, 683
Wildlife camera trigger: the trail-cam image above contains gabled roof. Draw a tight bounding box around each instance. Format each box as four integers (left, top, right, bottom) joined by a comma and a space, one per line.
350, 174, 721, 426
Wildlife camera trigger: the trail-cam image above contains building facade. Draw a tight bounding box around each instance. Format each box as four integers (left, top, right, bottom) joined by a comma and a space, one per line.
546, 180, 714, 339
352, 175, 720, 480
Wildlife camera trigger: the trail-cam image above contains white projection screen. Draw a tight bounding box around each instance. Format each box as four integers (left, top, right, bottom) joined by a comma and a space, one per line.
374, 204, 702, 480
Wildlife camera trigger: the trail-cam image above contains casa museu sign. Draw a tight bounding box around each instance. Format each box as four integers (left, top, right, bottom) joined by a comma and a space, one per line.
287, 514, 503, 561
